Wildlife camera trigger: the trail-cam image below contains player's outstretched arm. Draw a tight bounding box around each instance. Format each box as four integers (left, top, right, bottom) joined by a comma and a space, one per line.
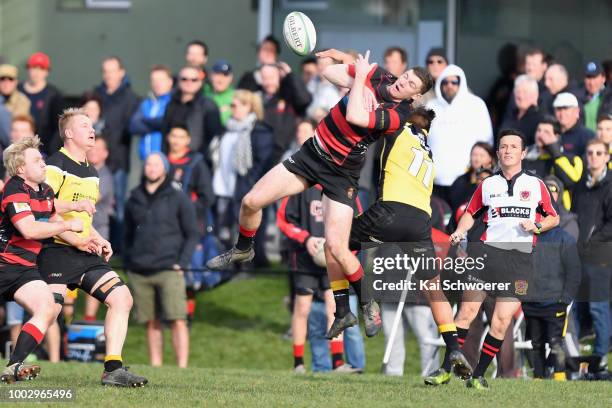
346, 50, 377, 127
450, 212, 475, 245
320, 64, 353, 88
14, 214, 83, 241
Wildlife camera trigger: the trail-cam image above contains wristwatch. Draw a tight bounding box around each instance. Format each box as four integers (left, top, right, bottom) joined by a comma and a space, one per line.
534, 222, 543, 234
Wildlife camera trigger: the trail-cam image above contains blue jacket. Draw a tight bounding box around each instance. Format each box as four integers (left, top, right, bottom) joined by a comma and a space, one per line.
130, 92, 172, 160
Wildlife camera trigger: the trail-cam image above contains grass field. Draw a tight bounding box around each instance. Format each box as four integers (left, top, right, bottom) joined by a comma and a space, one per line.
4, 270, 612, 407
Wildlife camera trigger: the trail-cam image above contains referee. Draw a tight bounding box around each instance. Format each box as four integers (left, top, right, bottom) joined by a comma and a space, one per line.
448, 129, 559, 389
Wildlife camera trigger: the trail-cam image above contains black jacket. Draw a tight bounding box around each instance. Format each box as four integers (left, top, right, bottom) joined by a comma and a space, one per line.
162, 89, 223, 159
19, 83, 64, 156
169, 150, 215, 225
522, 227, 581, 310
259, 72, 312, 164
499, 105, 541, 147
572, 170, 612, 264
124, 177, 199, 274
94, 79, 140, 171
523, 142, 583, 192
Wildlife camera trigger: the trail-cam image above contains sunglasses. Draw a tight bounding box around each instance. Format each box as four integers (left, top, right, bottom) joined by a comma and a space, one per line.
0, 76, 16, 81
179, 77, 200, 83
587, 150, 607, 157
441, 79, 460, 86
427, 59, 445, 65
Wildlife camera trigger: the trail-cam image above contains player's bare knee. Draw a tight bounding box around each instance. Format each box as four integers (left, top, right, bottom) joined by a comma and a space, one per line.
106, 286, 133, 312
241, 192, 262, 213
324, 239, 347, 261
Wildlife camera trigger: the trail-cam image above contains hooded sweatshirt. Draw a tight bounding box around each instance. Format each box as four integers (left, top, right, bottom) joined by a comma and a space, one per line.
426, 65, 493, 186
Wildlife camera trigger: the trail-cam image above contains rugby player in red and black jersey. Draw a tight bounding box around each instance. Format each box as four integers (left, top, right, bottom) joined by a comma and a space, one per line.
208, 49, 433, 339
0, 136, 95, 383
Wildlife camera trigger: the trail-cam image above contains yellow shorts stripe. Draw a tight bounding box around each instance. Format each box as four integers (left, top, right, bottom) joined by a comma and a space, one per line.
438, 323, 457, 334
330, 280, 349, 291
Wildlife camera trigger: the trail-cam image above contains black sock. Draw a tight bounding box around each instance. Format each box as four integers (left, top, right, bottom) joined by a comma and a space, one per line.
333, 289, 350, 318
9, 324, 43, 365
441, 326, 468, 371
293, 356, 304, 367
347, 267, 370, 306
473, 333, 503, 377
236, 226, 256, 251
104, 357, 123, 372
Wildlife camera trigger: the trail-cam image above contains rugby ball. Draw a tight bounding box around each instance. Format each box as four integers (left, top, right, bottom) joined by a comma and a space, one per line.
283, 11, 316, 56
313, 239, 327, 268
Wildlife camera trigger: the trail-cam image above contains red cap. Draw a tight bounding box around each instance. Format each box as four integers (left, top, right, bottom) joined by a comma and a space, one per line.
27, 52, 50, 70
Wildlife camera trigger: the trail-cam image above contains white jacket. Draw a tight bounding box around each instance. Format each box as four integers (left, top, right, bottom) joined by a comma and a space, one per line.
426, 64, 493, 186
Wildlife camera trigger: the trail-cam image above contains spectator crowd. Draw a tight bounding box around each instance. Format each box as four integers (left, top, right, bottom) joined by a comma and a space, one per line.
0, 37, 611, 379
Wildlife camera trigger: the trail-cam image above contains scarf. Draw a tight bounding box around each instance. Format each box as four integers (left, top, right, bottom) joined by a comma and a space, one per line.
230, 112, 257, 176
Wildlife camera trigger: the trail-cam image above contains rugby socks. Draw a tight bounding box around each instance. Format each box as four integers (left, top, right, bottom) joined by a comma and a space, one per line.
346, 265, 370, 306
441, 325, 468, 372
104, 355, 123, 372
330, 279, 350, 319
293, 344, 304, 368
9, 323, 44, 365
84, 315, 96, 322
473, 333, 503, 377
330, 340, 344, 368
236, 225, 257, 251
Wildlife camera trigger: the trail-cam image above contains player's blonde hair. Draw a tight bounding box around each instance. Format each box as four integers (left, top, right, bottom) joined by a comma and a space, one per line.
3, 135, 42, 177
58, 107, 88, 141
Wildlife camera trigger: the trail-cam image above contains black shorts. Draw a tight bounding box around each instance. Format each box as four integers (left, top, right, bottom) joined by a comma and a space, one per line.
352, 201, 437, 281
283, 137, 359, 207
0, 263, 44, 301
38, 244, 112, 290
292, 271, 330, 296
464, 243, 534, 299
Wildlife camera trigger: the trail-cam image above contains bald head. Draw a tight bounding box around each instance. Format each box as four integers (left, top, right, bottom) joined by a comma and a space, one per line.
545, 64, 569, 95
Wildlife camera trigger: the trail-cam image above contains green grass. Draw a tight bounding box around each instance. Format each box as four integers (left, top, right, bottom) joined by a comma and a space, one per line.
5, 363, 612, 407
8, 270, 612, 407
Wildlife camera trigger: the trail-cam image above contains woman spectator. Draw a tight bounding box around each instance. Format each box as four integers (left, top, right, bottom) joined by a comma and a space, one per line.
448, 142, 495, 213
212, 90, 274, 257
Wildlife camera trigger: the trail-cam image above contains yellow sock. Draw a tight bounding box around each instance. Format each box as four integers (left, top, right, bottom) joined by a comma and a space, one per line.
553, 372, 566, 381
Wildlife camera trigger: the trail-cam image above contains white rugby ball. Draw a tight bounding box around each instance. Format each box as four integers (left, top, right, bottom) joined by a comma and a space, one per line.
283, 11, 316, 56
313, 239, 327, 268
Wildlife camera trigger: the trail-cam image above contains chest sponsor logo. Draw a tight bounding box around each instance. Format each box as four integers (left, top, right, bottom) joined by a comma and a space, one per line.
496, 206, 531, 218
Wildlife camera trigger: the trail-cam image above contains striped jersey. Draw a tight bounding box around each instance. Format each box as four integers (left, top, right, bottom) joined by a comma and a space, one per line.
314, 65, 413, 170
466, 170, 558, 251
45, 147, 99, 245
0, 176, 55, 266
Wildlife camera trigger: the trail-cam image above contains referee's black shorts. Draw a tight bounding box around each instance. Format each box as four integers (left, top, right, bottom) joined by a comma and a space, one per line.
465, 243, 534, 299
282, 137, 359, 207
350, 200, 438, 281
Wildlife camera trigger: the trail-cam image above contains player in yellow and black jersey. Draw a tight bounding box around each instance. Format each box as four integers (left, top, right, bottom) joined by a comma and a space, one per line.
38, 108, 147, 388
349, 106, 473, 384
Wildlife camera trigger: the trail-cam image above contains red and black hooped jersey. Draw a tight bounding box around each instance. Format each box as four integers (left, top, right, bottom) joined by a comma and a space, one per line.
314, 65, 413, 170
0, 176, 55, 266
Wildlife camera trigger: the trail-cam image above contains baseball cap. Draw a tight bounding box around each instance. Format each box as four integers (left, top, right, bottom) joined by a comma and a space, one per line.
212, 60, 232, 75
27, 52, 50, 70
0, 64, 18, 79
553, 92, 579, 108
584, 61, 603, 77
